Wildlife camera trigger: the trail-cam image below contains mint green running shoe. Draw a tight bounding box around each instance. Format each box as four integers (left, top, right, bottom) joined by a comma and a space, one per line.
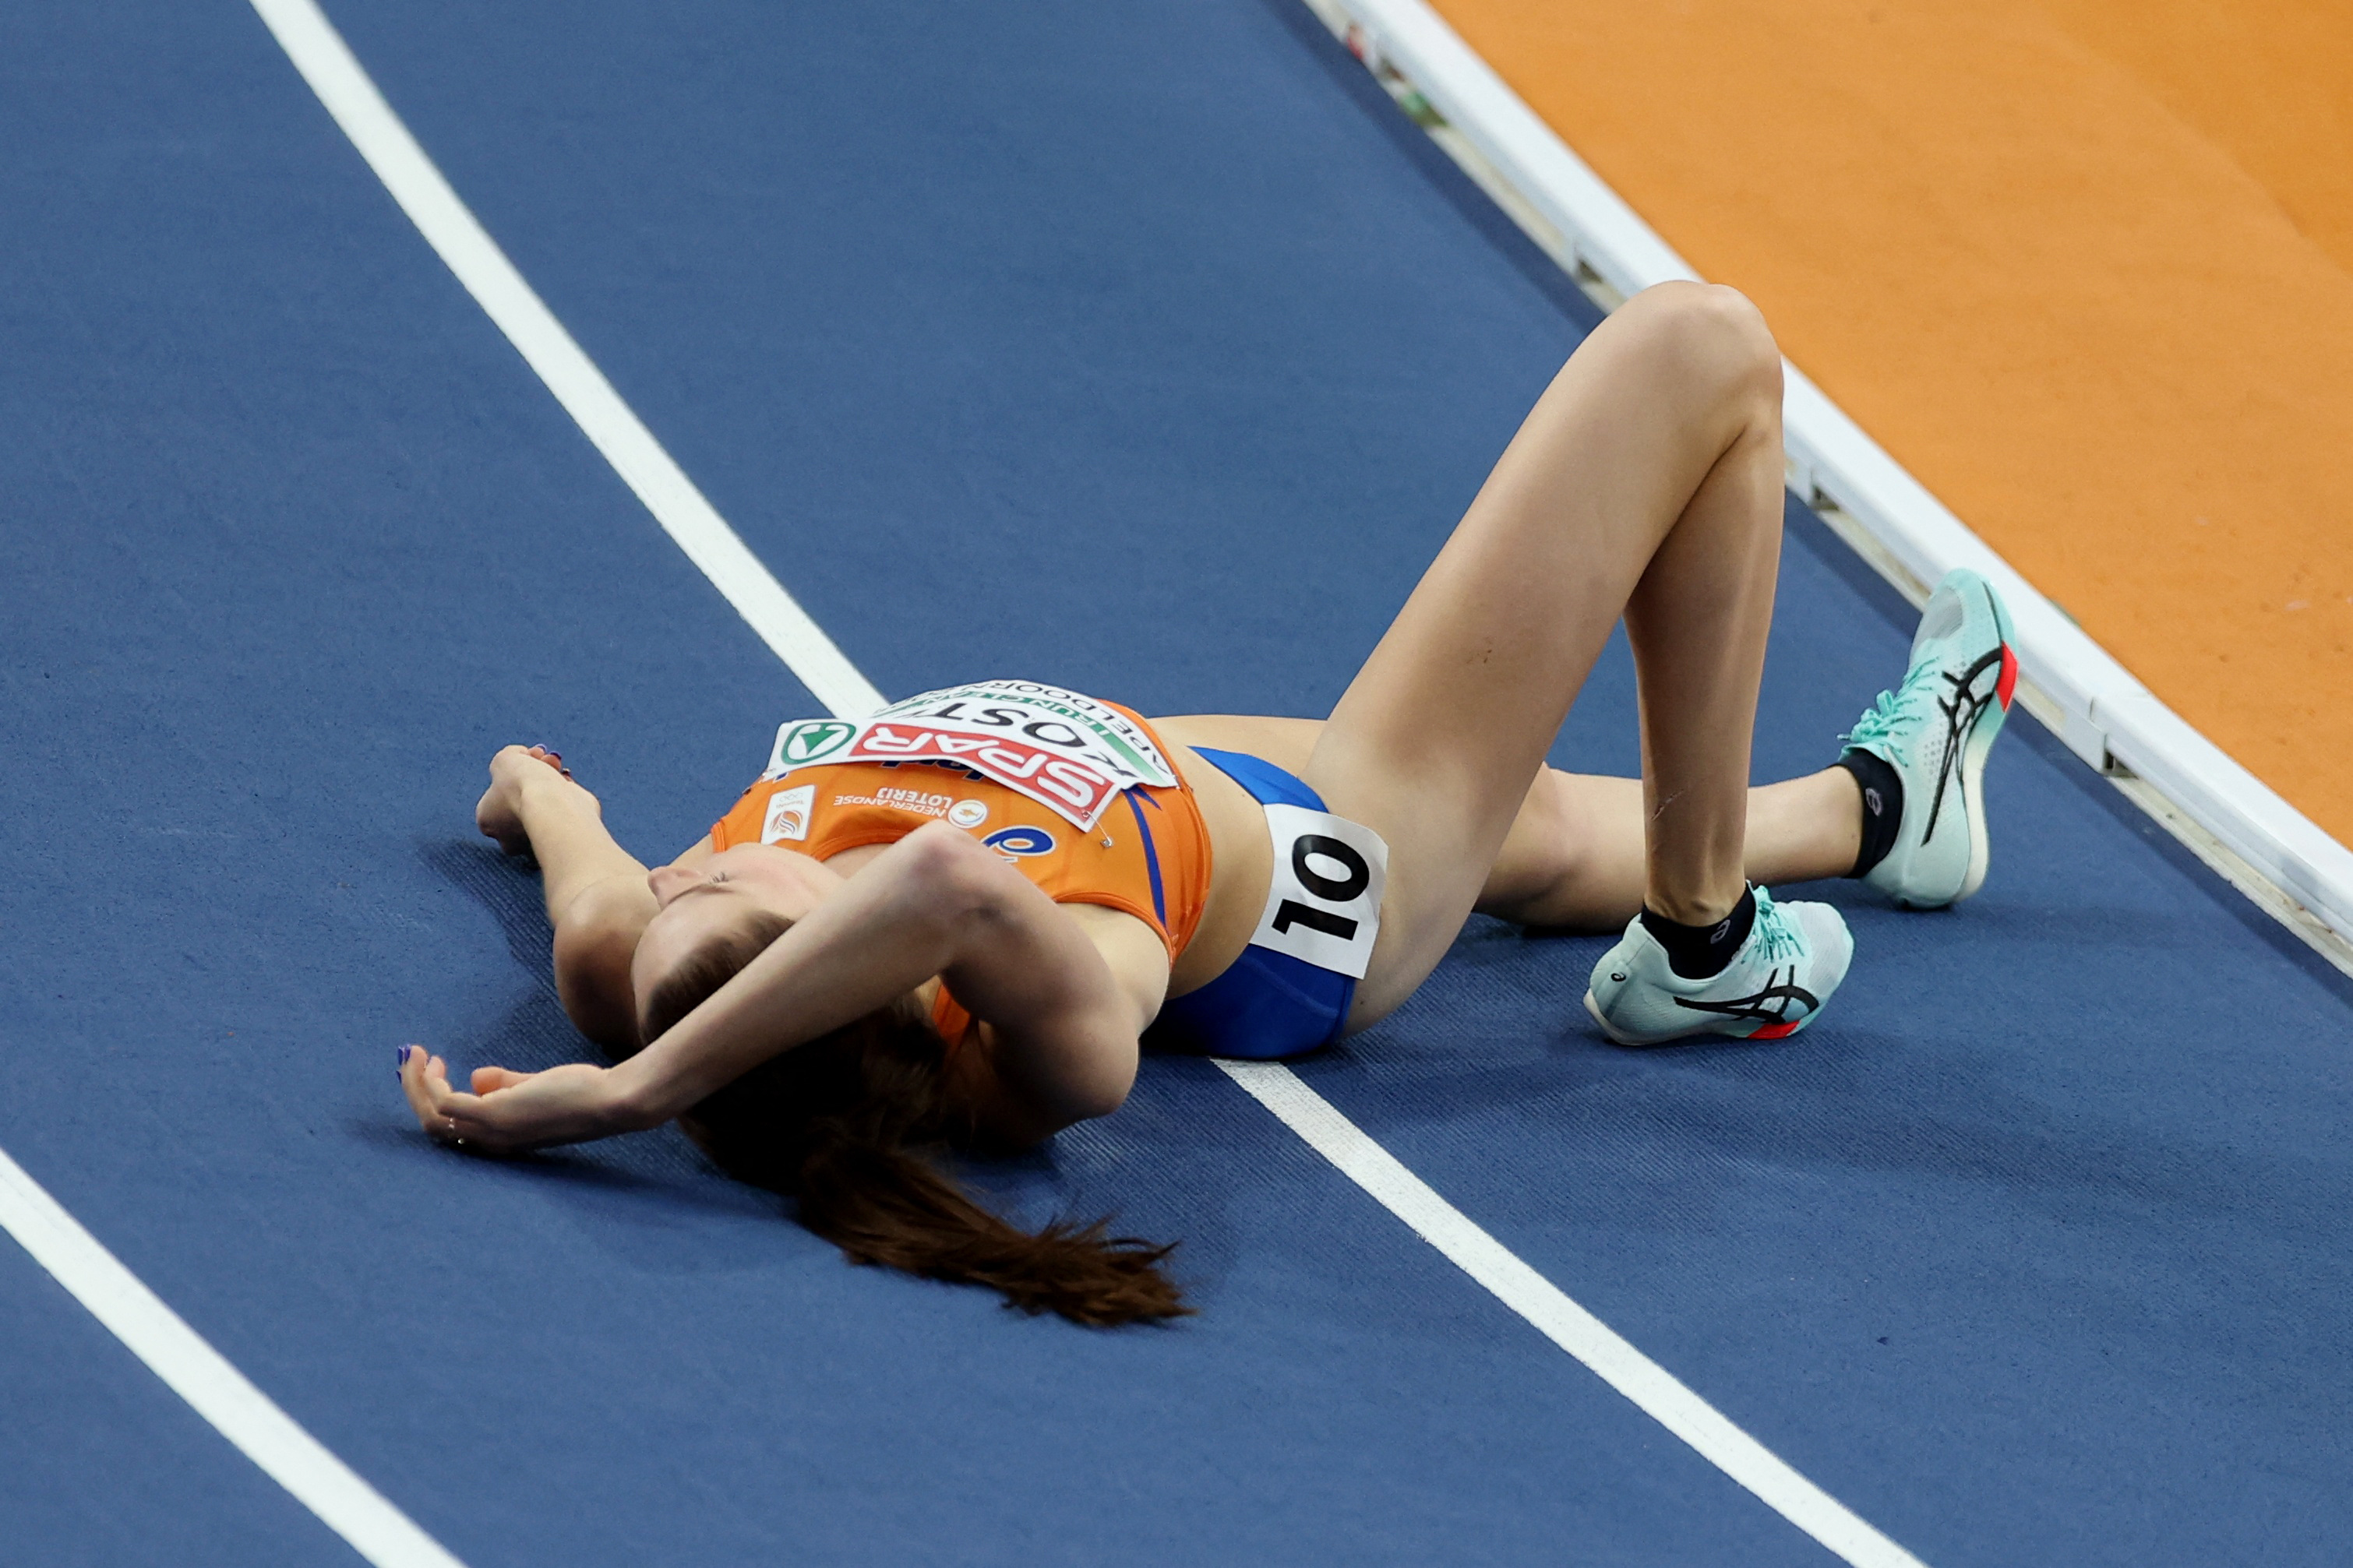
1583, 886, 1854, 1046
1843, 569, 2019, 909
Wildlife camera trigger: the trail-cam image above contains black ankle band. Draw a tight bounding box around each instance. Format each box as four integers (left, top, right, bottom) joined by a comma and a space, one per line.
1836, 750, 1904, 879
1640, 885, 1757, 980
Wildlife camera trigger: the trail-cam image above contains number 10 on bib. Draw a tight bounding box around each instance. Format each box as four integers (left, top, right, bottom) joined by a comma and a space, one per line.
1248, 804, 1389, 980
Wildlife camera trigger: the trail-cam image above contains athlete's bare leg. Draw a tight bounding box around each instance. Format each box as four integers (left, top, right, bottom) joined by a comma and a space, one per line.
1296, 282, 1793, 1024
1480, 766, 1857, 928
1156, 714, 1861, 930
474, 745, 694, 1053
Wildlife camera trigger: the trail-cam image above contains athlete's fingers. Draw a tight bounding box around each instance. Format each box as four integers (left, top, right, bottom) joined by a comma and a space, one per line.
404, 1048, 612, 1153
431, 1086, 502, 1150
448, 1086, 564, 1154
399, 1046, 492, 1147
397, 1045, 443, 1133
399, 1047, 461, 1140
422, 1056, 462, 1123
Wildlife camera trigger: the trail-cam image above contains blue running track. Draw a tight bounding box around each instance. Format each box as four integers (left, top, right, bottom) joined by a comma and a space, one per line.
5, 2, 2352, 1563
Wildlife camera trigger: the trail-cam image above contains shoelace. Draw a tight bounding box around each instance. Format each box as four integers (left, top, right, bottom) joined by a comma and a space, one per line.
1840, 656, 1938, 761
1744, 887, 1802, 964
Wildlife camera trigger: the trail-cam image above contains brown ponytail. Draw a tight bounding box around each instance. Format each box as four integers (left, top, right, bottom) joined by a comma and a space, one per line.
640, 926, 1189, 1327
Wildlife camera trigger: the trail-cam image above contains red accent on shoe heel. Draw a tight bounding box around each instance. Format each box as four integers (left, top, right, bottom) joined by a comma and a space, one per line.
1995, 643, 2019, 710
1748, 1018, 1804, 1040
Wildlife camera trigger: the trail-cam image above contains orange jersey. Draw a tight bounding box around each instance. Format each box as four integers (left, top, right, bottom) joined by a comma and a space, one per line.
710, 703, 1212, 960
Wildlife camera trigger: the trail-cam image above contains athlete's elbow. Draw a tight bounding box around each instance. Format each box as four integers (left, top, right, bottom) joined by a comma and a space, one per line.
1078, 1037, 1138, 1118
1055, 1030, 1138, 1124
897, 819, 1014, 928
1061, 1083, 1129, 1126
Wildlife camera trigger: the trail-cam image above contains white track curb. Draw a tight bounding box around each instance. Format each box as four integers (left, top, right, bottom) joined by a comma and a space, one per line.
1329, 0, 2353, 946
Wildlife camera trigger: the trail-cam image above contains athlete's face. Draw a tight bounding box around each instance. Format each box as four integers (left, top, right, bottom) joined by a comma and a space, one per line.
630, 844, 845, 1024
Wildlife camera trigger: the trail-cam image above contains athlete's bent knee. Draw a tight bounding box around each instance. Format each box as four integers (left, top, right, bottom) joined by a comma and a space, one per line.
1623, 281, 1781, 411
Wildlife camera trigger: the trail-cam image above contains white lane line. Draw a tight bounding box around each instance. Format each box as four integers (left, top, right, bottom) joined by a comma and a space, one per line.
238, 3, 1929, 1563
1219, 1063, 1928, 1567
245, 0, 884, 722
0, 1149, 466, 1568
0, 4, 879, 1560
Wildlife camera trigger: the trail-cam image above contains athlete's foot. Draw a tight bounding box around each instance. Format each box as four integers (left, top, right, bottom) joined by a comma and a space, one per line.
1584, 886, 1853, 1046
1840, 569, 2018, 908
475, 744, 574, 856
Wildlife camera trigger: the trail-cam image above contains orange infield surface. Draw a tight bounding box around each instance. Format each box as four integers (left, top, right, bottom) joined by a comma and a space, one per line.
1430, 0, 2353, 844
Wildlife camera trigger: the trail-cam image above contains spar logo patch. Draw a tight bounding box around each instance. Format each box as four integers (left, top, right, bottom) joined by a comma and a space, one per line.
851, 724, 1120, 827
982, 825, 1057, 858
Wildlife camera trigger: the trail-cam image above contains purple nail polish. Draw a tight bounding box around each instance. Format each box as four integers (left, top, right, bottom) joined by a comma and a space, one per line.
396, 1045, 412, 1071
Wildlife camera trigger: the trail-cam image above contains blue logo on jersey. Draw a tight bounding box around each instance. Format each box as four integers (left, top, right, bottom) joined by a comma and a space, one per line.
982, 825, 1057, 858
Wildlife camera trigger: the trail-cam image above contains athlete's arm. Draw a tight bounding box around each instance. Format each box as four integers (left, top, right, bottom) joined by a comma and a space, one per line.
945, 901, 1169, 1147
478, 744, 714, 1052
408, 823, 1150, 1151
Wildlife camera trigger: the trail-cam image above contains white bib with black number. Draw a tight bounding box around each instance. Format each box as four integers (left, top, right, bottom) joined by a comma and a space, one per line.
1248, 803, 1389, 980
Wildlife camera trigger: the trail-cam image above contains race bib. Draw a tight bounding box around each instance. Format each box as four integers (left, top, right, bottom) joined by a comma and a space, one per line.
1247, 803, 1388, 980
761, 681, 1174, 832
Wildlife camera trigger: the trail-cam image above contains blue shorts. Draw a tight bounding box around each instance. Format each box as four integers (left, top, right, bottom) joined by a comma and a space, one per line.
1149, 748, 1356, 1061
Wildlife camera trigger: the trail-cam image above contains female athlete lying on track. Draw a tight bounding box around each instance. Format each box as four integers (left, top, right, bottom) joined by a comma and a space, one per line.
399, 284, 2016, 1323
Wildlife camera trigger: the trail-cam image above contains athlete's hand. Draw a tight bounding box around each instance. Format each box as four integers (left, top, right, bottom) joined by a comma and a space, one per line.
475, 744, 584, 856
397, 1045, 626, 1153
